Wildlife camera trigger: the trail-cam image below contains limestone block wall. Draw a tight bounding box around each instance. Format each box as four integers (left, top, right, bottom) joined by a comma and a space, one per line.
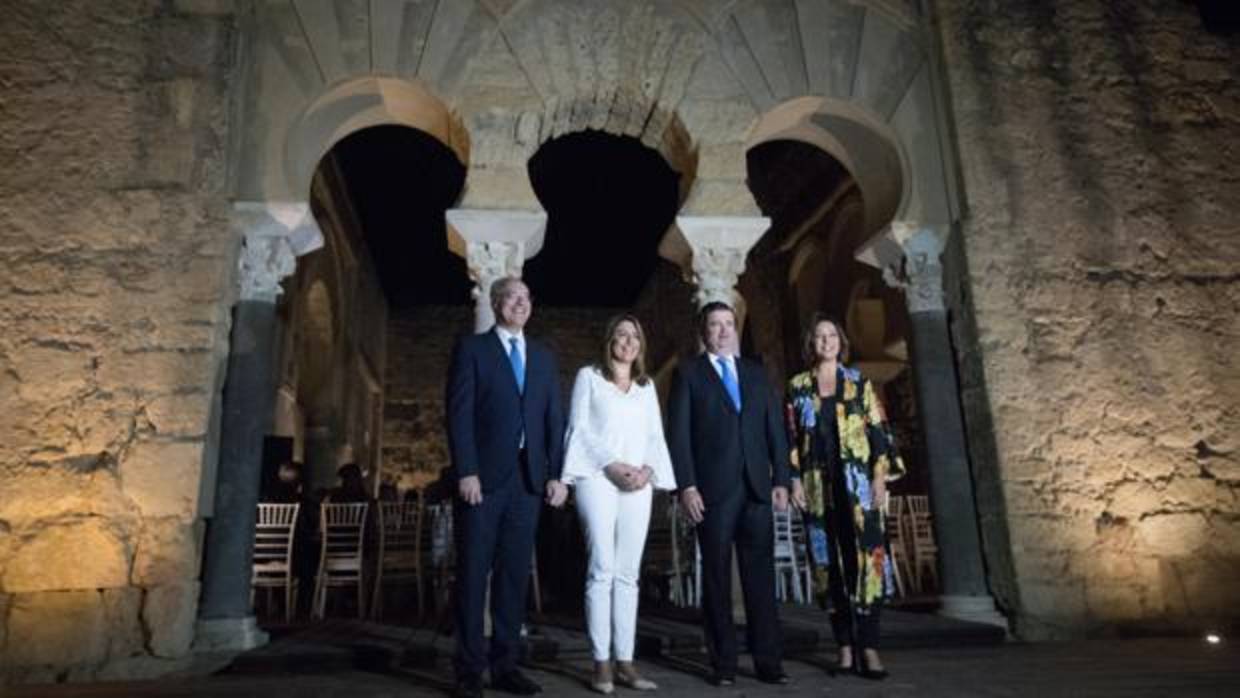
938, 0, 1240, 636
0, 0, 238, 682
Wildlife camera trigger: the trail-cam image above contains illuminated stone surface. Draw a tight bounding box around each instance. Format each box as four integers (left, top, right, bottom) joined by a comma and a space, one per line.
0, 0, 1237, 686
940, 0, 1240, 636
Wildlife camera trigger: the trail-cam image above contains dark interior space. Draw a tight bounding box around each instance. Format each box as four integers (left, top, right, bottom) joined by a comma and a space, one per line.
1198, 0, 1240, 33
332, 125, 469, 308
746, 139, 850, 243
526, 130, 681, 307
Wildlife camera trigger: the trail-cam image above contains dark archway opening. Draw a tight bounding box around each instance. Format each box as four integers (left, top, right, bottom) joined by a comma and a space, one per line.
332, 124, 469, 307
526, 130, 681, 307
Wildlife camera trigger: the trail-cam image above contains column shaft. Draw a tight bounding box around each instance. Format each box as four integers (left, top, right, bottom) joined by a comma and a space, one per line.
198, 299, 280, 620
907, 309, 989, 596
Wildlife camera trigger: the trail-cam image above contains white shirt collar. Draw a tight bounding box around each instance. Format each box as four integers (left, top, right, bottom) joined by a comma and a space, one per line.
707, 351, 735, 365
495, 326, 525, 345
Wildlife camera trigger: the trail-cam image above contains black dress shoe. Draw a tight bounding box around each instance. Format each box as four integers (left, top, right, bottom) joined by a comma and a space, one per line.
706, 671, 736, 687
454, 674, 484, 698
858, 666, 889, 681
491, 669, 543, 695
755, 667, 791, 685
826, 659, 853, 677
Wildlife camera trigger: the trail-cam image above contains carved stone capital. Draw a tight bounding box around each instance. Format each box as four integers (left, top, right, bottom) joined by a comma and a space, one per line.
237, 232, 296, 302
232, 201, 324, 302
660, 216, 769, 311
857, 221, 949, 314
446, 209, 548, 332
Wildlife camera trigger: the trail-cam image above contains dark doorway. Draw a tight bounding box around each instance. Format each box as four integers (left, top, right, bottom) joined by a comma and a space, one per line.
526, 130, 681, 307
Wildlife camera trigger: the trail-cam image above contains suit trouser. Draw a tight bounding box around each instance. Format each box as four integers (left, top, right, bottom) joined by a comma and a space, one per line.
696, 488, 783, 674
575, 474, 653, 662
453, 473, 542, 678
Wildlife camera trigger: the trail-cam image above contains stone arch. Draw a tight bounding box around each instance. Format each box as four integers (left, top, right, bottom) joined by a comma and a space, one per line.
747, 96, 907, 238
712, 0, 958, 228
493, 0, 708, 200
285, 76, 469, 200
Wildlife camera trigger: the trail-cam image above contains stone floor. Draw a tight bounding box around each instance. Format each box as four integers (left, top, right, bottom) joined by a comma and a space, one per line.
6, 607, 1239, 697
7, 638, 1239, 697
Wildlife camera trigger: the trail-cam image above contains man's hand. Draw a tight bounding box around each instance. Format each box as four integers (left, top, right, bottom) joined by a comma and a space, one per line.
679, 487, 705, 524
458, 475, 483, 506
790, 479, 807, 510
772, 485, 789, 512
545, 479, 568, 507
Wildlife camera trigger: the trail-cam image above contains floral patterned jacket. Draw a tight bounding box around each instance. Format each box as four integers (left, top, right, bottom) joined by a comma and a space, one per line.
785, 366, 905, 610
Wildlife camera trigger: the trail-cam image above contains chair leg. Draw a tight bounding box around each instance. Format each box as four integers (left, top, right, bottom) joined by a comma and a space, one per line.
416, 571, 424, 619
313, 573, 326, 620
357, 574, 366, 620
370, 569, 383, 622
530, 565, 542, 616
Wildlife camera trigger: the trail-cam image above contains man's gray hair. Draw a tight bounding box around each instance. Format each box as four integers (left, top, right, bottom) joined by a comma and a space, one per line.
489, 276, 524, 306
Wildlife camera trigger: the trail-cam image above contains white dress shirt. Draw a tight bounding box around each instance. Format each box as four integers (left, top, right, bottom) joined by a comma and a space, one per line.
495, 326, 526, 370
562, 366, 677, 490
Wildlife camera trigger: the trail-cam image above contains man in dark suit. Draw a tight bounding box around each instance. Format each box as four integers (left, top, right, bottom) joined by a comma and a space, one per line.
667, 300, 791, 686
446, 276, 568, 698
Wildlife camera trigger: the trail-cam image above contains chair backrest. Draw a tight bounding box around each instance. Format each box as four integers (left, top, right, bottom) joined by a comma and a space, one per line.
905, 495, 936, 543
886, 495, 906, 541
426, 502, 454, 567
321, 501, 368, 561
642, 496, 678, 572
254, 502, 299, 569
772, 508, 795, 558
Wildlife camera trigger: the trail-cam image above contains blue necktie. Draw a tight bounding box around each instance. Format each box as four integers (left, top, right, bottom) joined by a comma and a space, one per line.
717, 357, 741, 411
508, 337, 525, 394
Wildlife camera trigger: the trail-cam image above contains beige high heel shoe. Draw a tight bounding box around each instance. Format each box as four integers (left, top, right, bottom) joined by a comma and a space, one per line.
616, 661, 658, 691
591, 661, 615, 695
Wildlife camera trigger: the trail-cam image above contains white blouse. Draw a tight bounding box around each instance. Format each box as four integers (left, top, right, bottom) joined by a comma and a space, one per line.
562, 366, 677, 490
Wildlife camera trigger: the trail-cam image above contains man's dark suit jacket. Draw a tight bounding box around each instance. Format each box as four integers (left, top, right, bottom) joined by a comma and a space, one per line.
445, 329, 564, 492
667, 353, 791, 503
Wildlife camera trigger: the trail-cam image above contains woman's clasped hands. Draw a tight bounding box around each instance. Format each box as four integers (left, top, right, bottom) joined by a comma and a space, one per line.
604, 462, 653, 492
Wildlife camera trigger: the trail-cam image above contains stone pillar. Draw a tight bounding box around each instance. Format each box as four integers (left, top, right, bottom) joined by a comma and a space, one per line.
859, 222, 1005, 628
446, 209, 548, 333
658, 215, 770, 337
195, 203, 316, 651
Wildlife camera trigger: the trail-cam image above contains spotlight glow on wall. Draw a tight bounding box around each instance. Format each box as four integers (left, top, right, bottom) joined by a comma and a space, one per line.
1205, 632, 1222, 646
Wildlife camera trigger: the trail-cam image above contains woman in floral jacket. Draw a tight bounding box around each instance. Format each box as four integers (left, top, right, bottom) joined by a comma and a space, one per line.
786, 313, 905, 680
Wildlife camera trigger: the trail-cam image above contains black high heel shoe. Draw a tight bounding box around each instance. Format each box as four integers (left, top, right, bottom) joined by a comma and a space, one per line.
826, 650, 854, 677
857, 650, 888, 681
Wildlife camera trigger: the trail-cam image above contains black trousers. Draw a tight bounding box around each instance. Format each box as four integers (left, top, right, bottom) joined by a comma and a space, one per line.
453, 472, 542, 678
825, 499, 881, 650
696, 489, 783, 675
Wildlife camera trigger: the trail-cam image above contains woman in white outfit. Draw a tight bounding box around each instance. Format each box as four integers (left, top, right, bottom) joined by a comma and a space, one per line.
563, 314, 677, 694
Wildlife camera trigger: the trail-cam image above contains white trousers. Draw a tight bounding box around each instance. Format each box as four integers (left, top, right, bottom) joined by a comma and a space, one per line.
575, 474, 653, 662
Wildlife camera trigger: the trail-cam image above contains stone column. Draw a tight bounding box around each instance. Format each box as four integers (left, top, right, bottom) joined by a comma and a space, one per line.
658, 215, 770, 336
446, 209, 548, 333
859, 222, 1005, 627
195, 203, 317, 651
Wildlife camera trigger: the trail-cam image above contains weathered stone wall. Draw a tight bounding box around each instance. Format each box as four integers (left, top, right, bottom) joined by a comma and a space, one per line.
0, 0, 238, 682
938, 0, 1240, 636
